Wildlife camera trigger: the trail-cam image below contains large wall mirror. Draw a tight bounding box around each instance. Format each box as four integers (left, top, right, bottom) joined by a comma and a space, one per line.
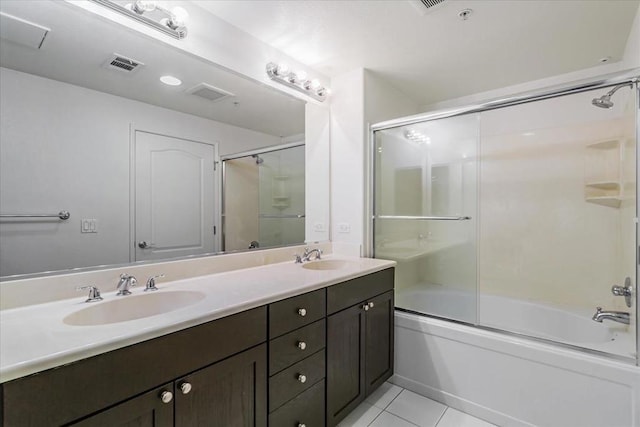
0, 1, 324, 279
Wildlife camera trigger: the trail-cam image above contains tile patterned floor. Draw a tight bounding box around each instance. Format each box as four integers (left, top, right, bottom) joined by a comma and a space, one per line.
337, 383, 497, 427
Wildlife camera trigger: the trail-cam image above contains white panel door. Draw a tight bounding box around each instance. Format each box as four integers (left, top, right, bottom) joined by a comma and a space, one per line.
135, 131, 215, 261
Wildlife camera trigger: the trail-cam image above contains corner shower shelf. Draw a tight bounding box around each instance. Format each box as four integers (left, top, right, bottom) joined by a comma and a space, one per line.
584, 138, 630, 209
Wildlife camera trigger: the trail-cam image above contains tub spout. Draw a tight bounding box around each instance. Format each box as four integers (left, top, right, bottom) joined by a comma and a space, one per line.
592, 307, 630, 325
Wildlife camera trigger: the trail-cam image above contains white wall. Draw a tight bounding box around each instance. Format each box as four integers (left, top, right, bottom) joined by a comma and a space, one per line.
0, 67, 280, 277
330, 69, 421, 253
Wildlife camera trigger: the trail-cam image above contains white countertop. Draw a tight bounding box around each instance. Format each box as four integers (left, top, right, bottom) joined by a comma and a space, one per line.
0, 256, 395, 383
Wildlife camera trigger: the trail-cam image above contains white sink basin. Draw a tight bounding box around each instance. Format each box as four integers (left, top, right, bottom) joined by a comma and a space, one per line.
302, 260, 351, 271
64, 291, 206, 326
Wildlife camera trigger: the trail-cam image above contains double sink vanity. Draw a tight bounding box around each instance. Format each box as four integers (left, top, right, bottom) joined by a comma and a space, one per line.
0, 248, 395, 427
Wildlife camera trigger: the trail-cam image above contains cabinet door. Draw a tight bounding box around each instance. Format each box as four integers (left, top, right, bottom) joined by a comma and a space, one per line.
69, 384, 173, 427
365, 291, 394, 395
175, 344, 267, 427
326, 303, 367, 427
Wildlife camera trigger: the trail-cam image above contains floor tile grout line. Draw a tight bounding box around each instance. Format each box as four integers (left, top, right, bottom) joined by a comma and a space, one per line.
434, 407, 450, 427
366, 407, 386, 427
380, 385, 405, 411
382, 410, 422, 427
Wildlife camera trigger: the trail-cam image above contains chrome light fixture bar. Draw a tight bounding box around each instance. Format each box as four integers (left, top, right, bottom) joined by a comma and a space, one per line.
88, 0, 188, 40
266, 62, 329, 102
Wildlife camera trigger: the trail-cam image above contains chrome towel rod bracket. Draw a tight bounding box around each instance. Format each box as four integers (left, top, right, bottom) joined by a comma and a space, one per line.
0, 210, 71, 220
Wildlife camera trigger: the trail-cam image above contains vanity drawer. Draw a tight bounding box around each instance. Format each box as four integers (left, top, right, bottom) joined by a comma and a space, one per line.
327, 268, 394, 314
270, 319, 326, 375
269, 349, 325, 412
269, 288, 326, 337
269, 379, 325, 427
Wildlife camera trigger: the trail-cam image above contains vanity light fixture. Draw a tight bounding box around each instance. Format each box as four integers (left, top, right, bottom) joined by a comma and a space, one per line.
266, 62, 329, 102
160, 75, 182, 86
88, 0, 189, 40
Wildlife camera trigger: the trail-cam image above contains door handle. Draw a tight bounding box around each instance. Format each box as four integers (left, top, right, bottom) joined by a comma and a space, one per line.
138, 241, 155, 249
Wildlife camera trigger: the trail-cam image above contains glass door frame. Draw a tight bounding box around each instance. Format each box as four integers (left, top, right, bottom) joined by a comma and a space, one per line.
366, 69, 640, 365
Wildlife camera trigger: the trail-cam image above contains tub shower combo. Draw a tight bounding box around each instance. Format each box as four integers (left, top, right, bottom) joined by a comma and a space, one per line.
370, 71, 639, 426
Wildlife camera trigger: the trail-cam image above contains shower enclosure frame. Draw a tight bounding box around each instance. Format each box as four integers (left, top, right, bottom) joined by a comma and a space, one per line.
367, 68, 640, 365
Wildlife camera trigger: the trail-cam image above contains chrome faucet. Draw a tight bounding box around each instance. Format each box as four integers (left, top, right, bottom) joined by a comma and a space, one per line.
592, 307, 630, 325
116, 274, 137, 296
302, 247, 323, 262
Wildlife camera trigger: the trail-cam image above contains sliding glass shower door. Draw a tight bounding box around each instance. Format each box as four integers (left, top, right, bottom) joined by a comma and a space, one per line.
372, 81, 637, 359
373, 114, 479, 323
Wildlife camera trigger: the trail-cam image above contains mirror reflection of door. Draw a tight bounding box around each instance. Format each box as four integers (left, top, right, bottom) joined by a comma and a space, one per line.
134, 131, 216, 261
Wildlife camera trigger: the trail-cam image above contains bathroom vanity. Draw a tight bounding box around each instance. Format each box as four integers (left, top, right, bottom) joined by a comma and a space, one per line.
0, 258, 394, 427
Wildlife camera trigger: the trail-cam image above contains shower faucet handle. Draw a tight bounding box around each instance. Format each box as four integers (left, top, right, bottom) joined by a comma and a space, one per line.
611, 277, 633, 308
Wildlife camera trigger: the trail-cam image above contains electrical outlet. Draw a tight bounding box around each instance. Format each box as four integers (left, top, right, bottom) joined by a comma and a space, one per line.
337, 223, 351, 233
313, 222, 325, 232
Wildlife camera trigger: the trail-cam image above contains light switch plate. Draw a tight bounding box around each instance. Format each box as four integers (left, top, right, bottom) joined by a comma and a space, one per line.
81, 219, 98, 233
337, 223, 351, 233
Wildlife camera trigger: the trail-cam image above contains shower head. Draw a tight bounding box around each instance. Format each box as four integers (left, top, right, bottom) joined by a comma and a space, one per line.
251, 154, 264, 165
591, 95, 614, 109
591, 83, 633, 109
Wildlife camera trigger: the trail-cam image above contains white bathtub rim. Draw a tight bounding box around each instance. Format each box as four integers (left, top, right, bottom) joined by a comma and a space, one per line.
395, 311, 640, 385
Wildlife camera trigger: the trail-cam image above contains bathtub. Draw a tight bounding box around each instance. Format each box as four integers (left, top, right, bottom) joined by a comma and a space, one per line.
393, 309, 640, 427
395, 286, 634, 357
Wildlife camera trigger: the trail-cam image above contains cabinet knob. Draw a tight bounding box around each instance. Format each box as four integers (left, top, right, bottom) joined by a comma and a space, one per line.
363, 304, 370, 311
369, 301, 375, 308
297, 308, 307, 317
298, 424, 307, 427
179, 382, 192, 395
297, 341, 307, 350
297, 374, 307, 383
160, 390, 173, 404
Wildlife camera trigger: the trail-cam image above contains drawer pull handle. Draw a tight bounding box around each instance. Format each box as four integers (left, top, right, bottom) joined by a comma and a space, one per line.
369, 301, 375, 308
297, 341, 307, 350
298, 308, 307, 317
179, 382, 192, 395
297, 374, 307, 383
160, 390, 173, 404
363, 304, 370, 311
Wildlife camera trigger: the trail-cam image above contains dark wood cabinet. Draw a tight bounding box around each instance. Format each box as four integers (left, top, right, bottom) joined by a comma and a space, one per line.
70, 384, 174, 427
326, 302, 367, 427
175, 344, 267, 427
365, 291, 394, 395
1, 267, 394, 427
326, 269, 395, 427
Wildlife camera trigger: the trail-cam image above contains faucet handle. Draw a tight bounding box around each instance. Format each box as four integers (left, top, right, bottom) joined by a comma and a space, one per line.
76, 285, 103, 302
294, 254, 303, 264
145, 274, 165, 292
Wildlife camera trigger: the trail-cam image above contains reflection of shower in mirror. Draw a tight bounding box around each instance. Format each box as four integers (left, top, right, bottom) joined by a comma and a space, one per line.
252, 154, 264, 165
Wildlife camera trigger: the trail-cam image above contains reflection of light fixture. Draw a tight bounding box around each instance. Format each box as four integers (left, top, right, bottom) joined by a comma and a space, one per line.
160, 75, 182, 86
404, 129, 430, 144
266, 62, 329, 102
89, 0, 189, 39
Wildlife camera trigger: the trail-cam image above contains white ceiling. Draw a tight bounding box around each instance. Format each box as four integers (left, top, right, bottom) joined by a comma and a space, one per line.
196, 0, 639, 105
0, 1, 305, 138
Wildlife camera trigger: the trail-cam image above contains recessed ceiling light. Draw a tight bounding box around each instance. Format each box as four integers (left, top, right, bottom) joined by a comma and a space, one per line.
160, 75, 182, 86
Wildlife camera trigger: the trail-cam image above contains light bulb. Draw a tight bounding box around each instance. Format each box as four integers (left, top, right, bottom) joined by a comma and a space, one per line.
294, 70, 308, 82
276, 64, 290, 77
133, 0, 156, 14
170, 6, 189, 27
310, 79, 321, 89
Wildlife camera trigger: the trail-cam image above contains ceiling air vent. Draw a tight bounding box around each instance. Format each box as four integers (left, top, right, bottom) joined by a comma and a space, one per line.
103, 54, 144, 73
187, 83, 234, 103
410, 0, 447, 14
